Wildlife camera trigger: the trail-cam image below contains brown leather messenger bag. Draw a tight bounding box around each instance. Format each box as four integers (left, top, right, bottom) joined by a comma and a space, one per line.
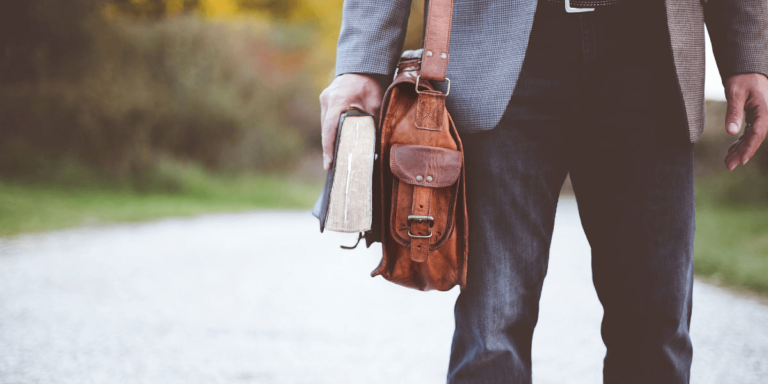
365, 0, 469, 291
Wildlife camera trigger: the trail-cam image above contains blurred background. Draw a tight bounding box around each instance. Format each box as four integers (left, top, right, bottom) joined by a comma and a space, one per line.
0, 0, 425, 230
0, 1, 767, 382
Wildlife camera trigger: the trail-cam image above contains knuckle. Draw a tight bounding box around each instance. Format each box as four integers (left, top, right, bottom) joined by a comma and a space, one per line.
727, 87, 744, 101
327, 92, 343, 105
727, 99, 743, 110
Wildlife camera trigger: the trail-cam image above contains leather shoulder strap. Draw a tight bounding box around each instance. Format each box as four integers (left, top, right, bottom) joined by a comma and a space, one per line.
420, 0, 453, 82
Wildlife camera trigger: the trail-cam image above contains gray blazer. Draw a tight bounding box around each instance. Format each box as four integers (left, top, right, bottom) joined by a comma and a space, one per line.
335, 0, 768, 142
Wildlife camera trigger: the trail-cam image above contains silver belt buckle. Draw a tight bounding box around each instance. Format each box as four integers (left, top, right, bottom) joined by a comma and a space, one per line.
565, 0, 595, 13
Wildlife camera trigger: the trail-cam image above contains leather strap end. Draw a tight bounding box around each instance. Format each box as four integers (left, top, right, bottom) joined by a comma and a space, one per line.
409, 186, 432, 263
415, 90, 446, 131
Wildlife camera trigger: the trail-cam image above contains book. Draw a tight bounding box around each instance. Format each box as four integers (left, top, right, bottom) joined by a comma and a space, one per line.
312, 111, 376, 233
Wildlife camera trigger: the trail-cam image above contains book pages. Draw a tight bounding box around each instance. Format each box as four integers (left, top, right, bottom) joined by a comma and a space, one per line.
325, 115, 376, 233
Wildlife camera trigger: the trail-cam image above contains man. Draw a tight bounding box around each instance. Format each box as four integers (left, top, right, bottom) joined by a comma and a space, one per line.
319, 0, 768, 383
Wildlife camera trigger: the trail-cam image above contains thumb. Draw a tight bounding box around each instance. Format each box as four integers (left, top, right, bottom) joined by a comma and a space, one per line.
725, 89, 747, 135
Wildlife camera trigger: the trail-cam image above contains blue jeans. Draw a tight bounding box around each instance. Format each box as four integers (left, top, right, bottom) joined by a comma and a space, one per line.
447, 1, 695, 383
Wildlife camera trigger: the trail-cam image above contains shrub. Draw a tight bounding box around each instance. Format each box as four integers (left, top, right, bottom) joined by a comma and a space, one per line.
0, 0, 320, 190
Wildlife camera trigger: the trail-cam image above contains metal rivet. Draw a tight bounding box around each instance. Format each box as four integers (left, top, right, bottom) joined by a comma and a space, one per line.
425, 50, 433, 57
440, 53, 447, 59
416, 175, 423, 181
426, 176, 433, 182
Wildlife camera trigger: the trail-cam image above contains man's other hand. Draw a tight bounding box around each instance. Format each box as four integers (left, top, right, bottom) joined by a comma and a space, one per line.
724, 73, 768, 171
319, 74, 384, 170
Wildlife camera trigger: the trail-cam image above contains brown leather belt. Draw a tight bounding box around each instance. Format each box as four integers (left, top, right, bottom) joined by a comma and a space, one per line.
547, 0, 622, 13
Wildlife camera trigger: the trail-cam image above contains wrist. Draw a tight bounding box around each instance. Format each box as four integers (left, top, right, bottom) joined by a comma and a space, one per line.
724, 72, 768, 85
338, 72, 390, 91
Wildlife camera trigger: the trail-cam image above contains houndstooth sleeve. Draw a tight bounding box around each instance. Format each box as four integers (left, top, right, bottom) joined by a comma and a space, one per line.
704, 0, 768, 81
334, 0, 415, 78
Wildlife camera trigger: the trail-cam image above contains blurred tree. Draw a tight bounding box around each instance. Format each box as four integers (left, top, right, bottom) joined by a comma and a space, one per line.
107, 0, 200, 19
106, 0, 294, 19
238, 0, 299, 18
0, 0, 103, 84
0, 0, 428, 188
102, 0, 424, 88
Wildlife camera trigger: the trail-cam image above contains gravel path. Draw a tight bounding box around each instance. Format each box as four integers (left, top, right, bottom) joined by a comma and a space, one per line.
1, 197, 766, 384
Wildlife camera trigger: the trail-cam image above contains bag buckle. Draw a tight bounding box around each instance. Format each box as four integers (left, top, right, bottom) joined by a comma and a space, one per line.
408, 230, 433, 239
565, 0, 595, 13
415, 75, 451, 96
407, 215, 434, 227
408, 214, 434, 238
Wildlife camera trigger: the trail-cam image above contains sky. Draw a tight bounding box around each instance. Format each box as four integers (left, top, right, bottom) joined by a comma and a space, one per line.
704, 29, 726, 101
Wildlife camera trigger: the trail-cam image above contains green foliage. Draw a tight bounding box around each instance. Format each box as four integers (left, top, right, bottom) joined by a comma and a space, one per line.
237, 0, 299, 18
694, 205, 768, 294
109, 0, 201, 19
0, 1, 320, 189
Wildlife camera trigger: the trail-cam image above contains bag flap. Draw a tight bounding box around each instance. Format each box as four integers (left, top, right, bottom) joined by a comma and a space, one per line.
389, 144, 462, 188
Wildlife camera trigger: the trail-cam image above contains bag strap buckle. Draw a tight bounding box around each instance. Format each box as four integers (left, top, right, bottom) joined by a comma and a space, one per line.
407, 215, 435, 227
415, 75, 451, 96
407, 215, 433, 240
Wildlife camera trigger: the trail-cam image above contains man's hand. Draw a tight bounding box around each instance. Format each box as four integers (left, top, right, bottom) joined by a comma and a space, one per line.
723, 73, 768, 171
319, 74, 384, 170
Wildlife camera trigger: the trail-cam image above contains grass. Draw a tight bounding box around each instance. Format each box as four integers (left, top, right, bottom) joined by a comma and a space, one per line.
694, 204, 768, 294
0, 171, 321, 237
694, 170, 768, 295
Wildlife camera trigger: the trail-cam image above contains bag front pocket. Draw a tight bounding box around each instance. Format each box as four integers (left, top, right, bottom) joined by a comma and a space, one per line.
389, 144, 462, 262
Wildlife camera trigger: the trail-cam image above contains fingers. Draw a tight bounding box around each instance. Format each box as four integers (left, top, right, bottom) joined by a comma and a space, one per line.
725, 129, 748, 171
363, 83, 384, 120
321, 104, 344, 170
725, 116, 767, 171
365, 96, 383, 122
318, 74, 386, 170
740, 115, 767, 163
321, 101, 367, 170
319, 89, 329, 137
724, 74, 768, 171
725, 85, 747, 135
319, 89, 332, 170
